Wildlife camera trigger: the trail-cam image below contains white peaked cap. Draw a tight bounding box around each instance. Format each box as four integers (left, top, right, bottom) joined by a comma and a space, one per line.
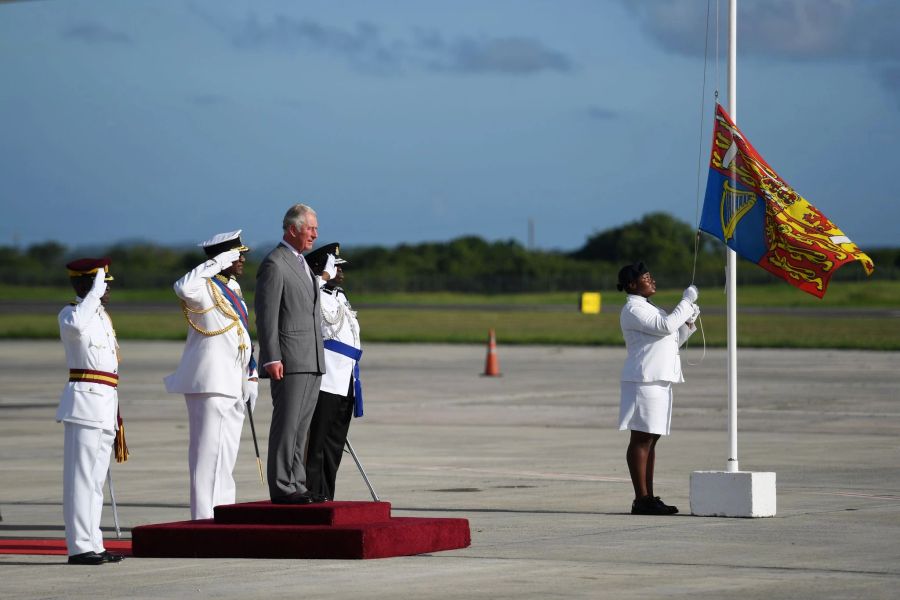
198, 230, 242, 248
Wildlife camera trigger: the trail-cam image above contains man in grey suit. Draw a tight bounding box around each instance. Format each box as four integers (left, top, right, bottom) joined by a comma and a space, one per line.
255, 204, 327, 504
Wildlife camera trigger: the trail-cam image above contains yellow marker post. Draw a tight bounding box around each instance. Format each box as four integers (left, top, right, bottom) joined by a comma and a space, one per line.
580, 292, 601, 314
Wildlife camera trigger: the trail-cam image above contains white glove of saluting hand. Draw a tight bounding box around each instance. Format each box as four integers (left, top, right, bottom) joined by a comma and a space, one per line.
691, 303, 701, 321
682, 285, 699, 303
243, 379, 258, 413
323, 254, 337, 279
213, 249, 242, 271
91, 267, 108, 297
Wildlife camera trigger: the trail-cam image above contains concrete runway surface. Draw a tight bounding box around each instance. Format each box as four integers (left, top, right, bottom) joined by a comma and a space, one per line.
1, 341, 898, 599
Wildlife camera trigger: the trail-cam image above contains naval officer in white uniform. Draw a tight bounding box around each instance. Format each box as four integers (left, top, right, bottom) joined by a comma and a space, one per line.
164, 231, 258, 520
57, 258, 126, 565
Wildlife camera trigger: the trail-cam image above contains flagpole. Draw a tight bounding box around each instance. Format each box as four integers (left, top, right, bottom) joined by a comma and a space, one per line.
691, 0, 775, 516
726, 0, 739, 472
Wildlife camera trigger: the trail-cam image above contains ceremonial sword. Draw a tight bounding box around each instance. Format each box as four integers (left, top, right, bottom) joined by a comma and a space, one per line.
106, 468, 121, 539
345, 436, 378, 501
245, 399, 265, 485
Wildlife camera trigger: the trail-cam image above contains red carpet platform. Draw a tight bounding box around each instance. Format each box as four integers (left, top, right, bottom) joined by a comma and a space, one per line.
0, 538, 132, 556
132, 501, 470, 560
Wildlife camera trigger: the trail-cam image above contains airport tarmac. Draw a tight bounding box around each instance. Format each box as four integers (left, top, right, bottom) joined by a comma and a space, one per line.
1, 341, 898, 599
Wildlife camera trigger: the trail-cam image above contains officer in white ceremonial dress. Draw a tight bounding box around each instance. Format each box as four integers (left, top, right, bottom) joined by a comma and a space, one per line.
616, 262, 699, 516
164, 231, 259, 520
304, 243, 364, 501
57, 258, 126, 565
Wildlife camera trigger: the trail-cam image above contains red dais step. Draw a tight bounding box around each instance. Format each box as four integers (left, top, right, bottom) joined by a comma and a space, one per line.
132, 501, 470, 560
214, 500, 392, 526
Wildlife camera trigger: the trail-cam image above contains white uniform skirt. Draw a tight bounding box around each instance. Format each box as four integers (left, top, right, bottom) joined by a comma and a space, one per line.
618, 381, 673, 435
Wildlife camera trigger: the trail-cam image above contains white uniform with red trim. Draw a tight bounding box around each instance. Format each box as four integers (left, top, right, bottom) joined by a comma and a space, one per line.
57, 294, 119, 430
57, 279, 119, 557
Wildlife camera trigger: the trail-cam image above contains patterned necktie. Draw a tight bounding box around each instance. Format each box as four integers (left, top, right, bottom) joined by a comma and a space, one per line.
297, 253, 314, 290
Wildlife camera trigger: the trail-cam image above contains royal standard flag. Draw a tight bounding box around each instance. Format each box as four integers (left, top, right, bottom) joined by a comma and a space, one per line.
700, 104, 874, 298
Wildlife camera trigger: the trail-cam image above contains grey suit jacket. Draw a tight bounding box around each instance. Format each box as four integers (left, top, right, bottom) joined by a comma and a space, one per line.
255, 243, 325, 376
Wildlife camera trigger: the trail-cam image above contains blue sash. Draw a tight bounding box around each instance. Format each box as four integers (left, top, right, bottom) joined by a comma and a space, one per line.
323, 339, 364, 418
210, 277, 257, 375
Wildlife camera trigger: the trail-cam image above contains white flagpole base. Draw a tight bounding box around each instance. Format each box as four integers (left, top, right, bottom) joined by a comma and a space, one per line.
690, 471, 776, 517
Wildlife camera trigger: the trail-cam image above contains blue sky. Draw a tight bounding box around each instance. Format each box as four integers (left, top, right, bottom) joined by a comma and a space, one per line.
2, 0, 898, 252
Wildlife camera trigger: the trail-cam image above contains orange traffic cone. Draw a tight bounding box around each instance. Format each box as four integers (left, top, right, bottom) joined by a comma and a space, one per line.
482, 328, 502, 377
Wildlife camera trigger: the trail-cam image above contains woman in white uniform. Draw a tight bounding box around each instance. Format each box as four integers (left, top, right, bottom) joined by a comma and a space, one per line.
617, 262, 699, 515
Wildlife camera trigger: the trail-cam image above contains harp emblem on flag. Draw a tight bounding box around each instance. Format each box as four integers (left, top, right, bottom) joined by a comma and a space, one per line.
720, 180, 756, 241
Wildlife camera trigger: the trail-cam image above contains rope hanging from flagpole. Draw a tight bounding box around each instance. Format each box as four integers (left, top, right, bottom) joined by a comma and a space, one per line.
692, 0, 721, 282
685, 0, 718, 366
691, 0, 715, 285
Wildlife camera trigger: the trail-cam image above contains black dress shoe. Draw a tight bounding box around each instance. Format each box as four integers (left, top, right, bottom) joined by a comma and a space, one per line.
631, 495, 672, 516
310, 493, 329, 503
68, 551, 106, 565
99, 550, 125, 563
653, 496, 679, 514
271, 491, 314, 505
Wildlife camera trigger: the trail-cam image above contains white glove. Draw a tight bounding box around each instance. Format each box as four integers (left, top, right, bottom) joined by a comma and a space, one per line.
90, 267, 108, 297
323, 254, 337, 279
682, 285, 699, 303
691, 303, 701, 321
243, 379, 258, 414
213, 249, 242, 271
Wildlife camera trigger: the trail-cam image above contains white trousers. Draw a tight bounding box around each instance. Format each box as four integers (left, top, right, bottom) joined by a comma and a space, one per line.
185, 394, 245, 520
63, 422, 114, 556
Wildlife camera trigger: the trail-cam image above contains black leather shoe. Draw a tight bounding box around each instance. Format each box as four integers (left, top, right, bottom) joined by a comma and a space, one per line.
67, 551, 106, 565
271, 491, 314, 505
653, 496, 679, 514
99, 551, 125, 563
631, 495, 671, 515
310, 493, 329, 503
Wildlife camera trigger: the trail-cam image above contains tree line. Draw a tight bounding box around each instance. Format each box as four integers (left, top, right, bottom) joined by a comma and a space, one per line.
2, 213, 894, 293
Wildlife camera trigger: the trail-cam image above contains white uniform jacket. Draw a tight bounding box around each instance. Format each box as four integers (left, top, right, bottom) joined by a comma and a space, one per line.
56, 290, 119, 431
318, 282, 361, 396
619, 294, 696, 384
164, 259, 256, 399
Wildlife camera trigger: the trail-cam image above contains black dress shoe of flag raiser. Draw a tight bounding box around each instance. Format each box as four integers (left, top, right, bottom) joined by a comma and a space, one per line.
653, 496, 679, 514
271, 491, 314, 505
631, 495, 673, 516
67, 551, 106, 565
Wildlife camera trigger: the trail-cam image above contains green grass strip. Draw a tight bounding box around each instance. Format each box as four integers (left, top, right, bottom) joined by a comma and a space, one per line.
4, 308, 896, 350
2, 280, 898, 308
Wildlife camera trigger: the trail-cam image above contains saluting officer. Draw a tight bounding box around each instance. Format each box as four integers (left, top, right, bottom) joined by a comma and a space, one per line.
57, 258, 125, 565
164, 231, 258, 520
305, 243, 364, 501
